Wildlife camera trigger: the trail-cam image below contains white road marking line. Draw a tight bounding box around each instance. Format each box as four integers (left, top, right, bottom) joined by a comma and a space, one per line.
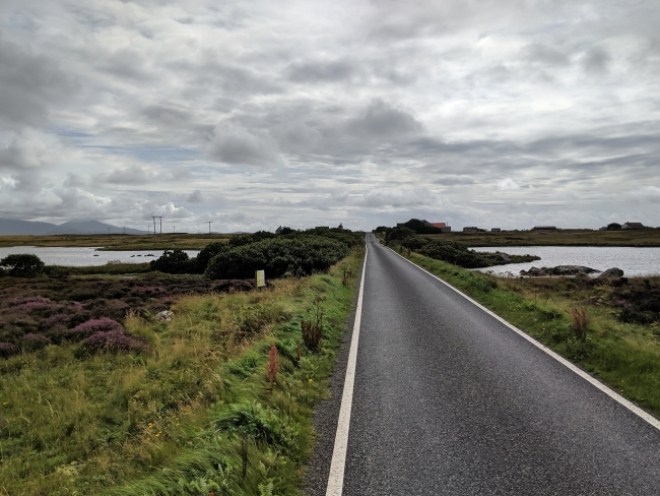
386, 244, 660, 433
325, 244, 368, 496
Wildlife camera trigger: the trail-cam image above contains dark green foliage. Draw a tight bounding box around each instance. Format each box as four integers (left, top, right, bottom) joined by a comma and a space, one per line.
417, 241, 539, 268
400, 235, 432, 251
205, 236, 349, 280
402, 218, 444, 234
387, 226, 415, 243
149, 249, 195, 274
229, 231, 277, 248
214, 401, 297, 453
418, 241, 490, 268
194, 242, 230, 273
0, 254, 45, 277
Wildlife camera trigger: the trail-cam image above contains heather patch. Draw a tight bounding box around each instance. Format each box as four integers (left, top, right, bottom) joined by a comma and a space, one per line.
0, 275, 255, 348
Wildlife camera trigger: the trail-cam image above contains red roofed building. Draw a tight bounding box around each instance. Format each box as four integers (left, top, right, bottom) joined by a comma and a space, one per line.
431, 222, 451, 233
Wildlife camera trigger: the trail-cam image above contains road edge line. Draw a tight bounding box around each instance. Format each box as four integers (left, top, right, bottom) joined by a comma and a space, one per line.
325, 243, 368, 496
385, 244, 660, 433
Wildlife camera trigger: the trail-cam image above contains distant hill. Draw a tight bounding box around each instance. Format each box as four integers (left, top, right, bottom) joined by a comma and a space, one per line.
0, 218, 147, 236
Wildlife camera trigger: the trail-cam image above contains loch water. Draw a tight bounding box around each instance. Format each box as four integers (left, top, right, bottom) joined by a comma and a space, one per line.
471, 246, 660, 277
0, 246, 200, 267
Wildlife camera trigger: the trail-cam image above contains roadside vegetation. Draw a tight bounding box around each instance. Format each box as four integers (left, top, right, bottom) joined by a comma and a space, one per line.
0, 230, 364, 495
376, 227, 539, 268
399, 249, 660, 418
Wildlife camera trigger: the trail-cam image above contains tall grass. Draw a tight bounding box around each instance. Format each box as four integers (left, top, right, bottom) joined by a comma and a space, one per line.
0, 247, 364, 496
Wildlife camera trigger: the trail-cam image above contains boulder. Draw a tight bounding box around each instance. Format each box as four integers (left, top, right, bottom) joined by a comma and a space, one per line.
155, 310, 174, 322
520, 266, 547, 277
597, 267, 624, 279
549, 265, 599, 276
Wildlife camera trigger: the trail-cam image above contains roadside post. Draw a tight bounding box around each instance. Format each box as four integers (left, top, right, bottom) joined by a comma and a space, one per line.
256, 270, 266, 290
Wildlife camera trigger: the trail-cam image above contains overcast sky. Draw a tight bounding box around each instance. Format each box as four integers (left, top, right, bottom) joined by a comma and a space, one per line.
1, 0, 659, 232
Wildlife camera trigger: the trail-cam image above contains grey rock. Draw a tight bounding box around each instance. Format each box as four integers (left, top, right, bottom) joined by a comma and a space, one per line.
156, 310, 174, 322
597, 267, 624, 279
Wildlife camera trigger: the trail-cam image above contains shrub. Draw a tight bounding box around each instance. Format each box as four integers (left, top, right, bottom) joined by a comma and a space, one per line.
0, 254, 45, 277
400, 235, 431, 251
0, 342, 18, 359
80, 329, 151, 355
418, 241, 489, 268
229, 231, 276, 248
150, 249, 195, 274
67, 317, 124, 340
194, 242, 231, 273
205, 236, 349, 280
22, 333, 50, 351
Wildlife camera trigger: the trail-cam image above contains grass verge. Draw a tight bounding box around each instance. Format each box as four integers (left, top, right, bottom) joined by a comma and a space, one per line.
402, 250, 660, 418
0, 247, 364, 496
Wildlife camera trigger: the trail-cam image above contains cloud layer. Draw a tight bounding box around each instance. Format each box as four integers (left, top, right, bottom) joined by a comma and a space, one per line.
1, 0, 659, 232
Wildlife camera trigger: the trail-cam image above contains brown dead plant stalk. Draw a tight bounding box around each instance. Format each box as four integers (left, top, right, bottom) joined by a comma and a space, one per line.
301, 296, 326, 352
266, 341, 280, 393
570, 307, 589, 341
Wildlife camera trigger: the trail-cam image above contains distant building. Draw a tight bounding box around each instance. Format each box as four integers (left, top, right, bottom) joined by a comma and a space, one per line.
337, 223, 344, 230
431, 222, 452, 233
315, 226, 330, 230
532, 226, 557, 230
275, 226, 293, 234
622, 222, 644, 229
463, 226, 480, 232
491, 228, 501, 232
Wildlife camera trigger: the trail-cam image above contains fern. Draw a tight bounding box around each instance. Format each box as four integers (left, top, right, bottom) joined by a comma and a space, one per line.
258, 479, 274, 496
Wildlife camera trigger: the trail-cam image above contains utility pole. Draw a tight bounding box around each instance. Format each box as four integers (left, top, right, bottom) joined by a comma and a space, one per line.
159, 216, 163, 235
147, 226, 150, 235
152, 216, 157, 236
207, 220, 213, 235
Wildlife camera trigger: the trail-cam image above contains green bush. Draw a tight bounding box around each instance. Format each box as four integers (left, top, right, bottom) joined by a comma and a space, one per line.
0, 254, 45, 277
418, 241, 490, 268
229, 231, 277, 248
400, 235, 432, 251
205, 236, 349, 280
149, 249, 195, 274
194, 242, 231, 273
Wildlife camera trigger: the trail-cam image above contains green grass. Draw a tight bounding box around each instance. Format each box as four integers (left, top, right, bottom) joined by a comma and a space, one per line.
402, 250, 660, 417
0, 248, 364, 496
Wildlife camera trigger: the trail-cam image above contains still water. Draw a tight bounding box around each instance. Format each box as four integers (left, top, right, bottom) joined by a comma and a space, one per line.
0, 246, 200, 267
471, 246, 660, 277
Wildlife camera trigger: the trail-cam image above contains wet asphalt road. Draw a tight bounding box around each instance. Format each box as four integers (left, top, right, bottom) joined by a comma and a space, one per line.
340, 234, 660, 495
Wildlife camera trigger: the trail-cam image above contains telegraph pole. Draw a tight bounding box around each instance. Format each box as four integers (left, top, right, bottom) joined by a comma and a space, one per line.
207, 221, 213, 235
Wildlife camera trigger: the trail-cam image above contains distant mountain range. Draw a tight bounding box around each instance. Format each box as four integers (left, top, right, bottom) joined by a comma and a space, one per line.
0, 218, 147, 236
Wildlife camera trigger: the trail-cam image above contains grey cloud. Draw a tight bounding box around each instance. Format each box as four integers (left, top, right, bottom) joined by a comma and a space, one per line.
347, 99, 423, 138
187, 189, 204, 203
523, 43, 570, 66
582, 46, 611, 74
286, 59, 357, 83
0, 36, 77, 128
63, 173, 86, 187
104, 165, 152, 185
208, 124, 280, 166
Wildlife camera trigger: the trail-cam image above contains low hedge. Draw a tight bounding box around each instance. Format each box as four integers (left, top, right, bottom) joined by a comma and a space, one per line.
205, 236, 349, 279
